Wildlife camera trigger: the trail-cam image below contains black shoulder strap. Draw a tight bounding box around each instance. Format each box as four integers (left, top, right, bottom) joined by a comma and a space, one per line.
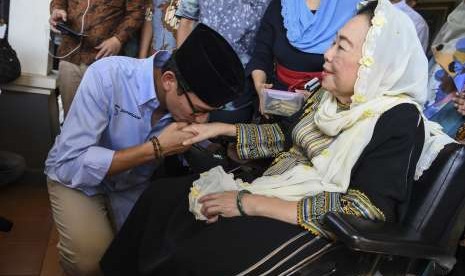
0, 0, 9, 40
0, 0, 5, 21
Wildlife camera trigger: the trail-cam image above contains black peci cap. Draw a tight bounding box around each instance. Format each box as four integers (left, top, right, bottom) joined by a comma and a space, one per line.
172, 23, 245, 108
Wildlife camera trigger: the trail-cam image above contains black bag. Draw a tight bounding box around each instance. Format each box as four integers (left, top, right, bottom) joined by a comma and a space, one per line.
0, 38, 21, 83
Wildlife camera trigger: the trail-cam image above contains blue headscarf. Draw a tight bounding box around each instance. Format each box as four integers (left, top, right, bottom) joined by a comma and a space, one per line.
282, 0, 360, 54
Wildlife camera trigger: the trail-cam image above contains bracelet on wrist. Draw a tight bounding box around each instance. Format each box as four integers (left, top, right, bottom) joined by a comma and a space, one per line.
145, 7, 153, 21
150, 136, 163, 159
236, 189, 252, 216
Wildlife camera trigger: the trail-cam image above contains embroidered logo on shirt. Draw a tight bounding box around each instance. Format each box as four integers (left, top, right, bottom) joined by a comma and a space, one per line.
114, 104, 141, 120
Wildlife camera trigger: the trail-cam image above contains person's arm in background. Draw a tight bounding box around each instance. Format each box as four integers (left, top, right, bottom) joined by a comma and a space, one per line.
177, 18, 196, 47
138, 1, 154, 58
95, 0, 146, 59
245, 0, 277, 115
175, 0, 199, 47
49, 0, 67, 33
418, 20, 429, 53
454, 91, 465, 115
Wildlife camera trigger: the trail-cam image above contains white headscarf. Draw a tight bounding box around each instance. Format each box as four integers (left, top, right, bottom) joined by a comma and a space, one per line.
189, 0, 455, 218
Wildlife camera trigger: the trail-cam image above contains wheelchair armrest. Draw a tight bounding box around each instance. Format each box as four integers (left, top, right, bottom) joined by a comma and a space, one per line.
321, 212, 456, 270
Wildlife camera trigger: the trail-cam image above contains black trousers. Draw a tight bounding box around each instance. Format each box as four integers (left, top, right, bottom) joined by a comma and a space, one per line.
101, 175, 332, 276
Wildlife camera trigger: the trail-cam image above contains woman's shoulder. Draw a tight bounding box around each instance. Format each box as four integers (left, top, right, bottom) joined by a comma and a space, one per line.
374, 103, 421, 138
379, 103, 420, 125
263, 0, 282, 16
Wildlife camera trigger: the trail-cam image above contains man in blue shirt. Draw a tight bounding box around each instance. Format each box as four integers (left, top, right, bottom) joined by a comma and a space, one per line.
45, 24, 244, 276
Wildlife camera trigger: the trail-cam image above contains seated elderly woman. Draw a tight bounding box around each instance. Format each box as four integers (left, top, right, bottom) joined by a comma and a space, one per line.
100, 0, 453, 275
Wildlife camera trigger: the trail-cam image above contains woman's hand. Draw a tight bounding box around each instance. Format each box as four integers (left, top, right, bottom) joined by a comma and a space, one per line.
182, 122, 236, 146
252, 70, 272, 117
453, 93, 465, 116
295, 89, 312, 100
199, 191, 299, 225
199, 191, 244, 223
256, 83, 274, 116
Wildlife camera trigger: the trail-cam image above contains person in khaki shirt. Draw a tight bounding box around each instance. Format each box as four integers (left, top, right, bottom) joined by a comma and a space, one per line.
49, 0, 145, 117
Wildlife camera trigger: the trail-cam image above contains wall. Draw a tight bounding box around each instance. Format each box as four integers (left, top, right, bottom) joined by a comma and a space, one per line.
1, 0, 56, 170
0, 91, 54, 170
8, 0, 52, 76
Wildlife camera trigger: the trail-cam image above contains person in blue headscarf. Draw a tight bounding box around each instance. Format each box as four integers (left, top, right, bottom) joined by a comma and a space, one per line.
247, 0, 360, 116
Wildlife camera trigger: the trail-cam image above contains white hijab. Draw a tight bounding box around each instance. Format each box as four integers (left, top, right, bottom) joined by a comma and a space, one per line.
189, 0, 455, 219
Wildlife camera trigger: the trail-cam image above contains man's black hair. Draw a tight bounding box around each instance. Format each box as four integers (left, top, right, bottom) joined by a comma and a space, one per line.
160, 52, 191, 93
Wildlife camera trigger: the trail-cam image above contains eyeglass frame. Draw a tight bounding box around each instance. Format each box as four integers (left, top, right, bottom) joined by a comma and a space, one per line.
177, 77, 224, 116
168, 55, 224, 115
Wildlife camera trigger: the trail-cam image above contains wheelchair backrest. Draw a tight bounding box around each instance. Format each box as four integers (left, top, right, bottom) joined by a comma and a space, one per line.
404, 143, 465, 255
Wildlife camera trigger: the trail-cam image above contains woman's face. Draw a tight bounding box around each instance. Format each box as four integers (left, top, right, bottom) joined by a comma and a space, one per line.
321, 15, 371, 103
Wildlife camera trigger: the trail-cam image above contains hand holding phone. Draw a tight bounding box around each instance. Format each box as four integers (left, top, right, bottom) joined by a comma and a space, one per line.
50, 9, 67, 33
56, 22, 86, 39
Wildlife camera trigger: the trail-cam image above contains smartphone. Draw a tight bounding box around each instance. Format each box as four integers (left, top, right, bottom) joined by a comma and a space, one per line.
56, 22, 86, 39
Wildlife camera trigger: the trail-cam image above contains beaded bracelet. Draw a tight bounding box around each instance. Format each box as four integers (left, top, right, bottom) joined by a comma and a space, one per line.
144, 7, 153, 22
236, 189, 252, 216
150, 136, 163, 159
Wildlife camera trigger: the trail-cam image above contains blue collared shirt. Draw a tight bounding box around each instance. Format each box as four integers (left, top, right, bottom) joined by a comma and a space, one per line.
45, 51, 173, 229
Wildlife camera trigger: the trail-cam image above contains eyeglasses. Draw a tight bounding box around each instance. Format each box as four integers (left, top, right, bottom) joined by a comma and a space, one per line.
177, 79, 209, 115
178, 78, 223, 116
182, 90, 204, 115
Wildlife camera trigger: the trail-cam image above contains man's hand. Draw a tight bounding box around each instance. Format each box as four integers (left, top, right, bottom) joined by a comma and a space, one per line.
95, 36, 122, 60
453, 93, 465, 116
158, 122, 196, 156
50, 9, 67, 33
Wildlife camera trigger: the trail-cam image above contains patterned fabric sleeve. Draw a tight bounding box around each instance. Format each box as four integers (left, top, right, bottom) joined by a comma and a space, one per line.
113, 0, 145, 44
235, 123, 286, 160
175, 0, 199, 21
297, 189, 385, 236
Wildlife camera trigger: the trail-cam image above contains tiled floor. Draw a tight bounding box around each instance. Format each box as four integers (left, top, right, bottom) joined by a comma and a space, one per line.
0, 171, 64, 276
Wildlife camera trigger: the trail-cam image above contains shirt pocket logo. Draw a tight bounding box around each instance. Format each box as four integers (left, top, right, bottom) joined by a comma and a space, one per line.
113, 104, 141, 120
